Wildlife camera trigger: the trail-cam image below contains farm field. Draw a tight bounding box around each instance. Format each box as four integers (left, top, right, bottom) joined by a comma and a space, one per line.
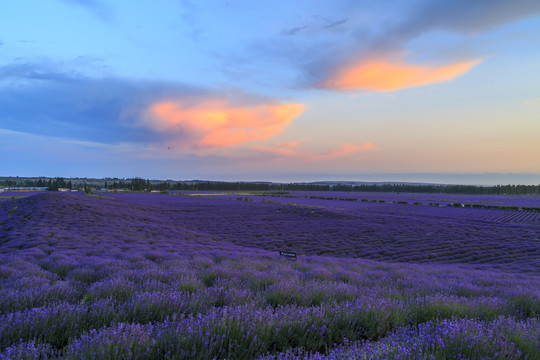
0, 191, 539, 359
112, 191, 540, 272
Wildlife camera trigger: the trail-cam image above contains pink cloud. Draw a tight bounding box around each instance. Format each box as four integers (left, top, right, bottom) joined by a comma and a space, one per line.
311, 142, 375, 160
522, 97, 540, 105
250, 141, 376, 162
276, 141, 301, 148
317, 58, 481, 92
144, 98, 305, 148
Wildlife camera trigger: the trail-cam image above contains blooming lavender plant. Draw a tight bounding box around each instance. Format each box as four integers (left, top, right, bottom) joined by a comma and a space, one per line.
0, 192, 539, 359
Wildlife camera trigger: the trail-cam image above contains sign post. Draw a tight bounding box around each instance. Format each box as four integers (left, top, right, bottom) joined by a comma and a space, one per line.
279, 250, 297, 260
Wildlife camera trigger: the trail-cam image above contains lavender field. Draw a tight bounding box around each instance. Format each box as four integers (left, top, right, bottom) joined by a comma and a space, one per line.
1, 191, 539, 359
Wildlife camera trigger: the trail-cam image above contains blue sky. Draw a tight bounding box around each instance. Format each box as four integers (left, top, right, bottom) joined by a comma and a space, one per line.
1, 0, 540, 184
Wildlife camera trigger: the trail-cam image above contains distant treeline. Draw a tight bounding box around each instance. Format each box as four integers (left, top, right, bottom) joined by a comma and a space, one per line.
0, 178, 72, 191
172, 182, 540, 195
330, 183, 540, 195
1, 178, 539, 195
171, 181, 327, 192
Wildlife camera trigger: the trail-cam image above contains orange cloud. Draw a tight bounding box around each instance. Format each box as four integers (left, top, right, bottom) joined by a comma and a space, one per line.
318, 58, 481, 91
522, 97, 540, 105
310, 142, 375, 160
276, 141, 301, 148
251, 142, 376, 162
146, 99, 305, 147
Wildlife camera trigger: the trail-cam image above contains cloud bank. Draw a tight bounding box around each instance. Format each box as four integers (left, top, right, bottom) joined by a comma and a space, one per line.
241, 0, 540, 92
0, 63, 306, 151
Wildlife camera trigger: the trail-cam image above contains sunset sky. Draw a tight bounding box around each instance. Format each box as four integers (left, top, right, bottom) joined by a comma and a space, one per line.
1, 0, 540, 184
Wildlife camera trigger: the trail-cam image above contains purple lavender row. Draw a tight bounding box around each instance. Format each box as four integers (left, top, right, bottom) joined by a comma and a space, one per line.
2, 311, 538, 359
1, 247, 539, 357
259, 316, 540, 360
